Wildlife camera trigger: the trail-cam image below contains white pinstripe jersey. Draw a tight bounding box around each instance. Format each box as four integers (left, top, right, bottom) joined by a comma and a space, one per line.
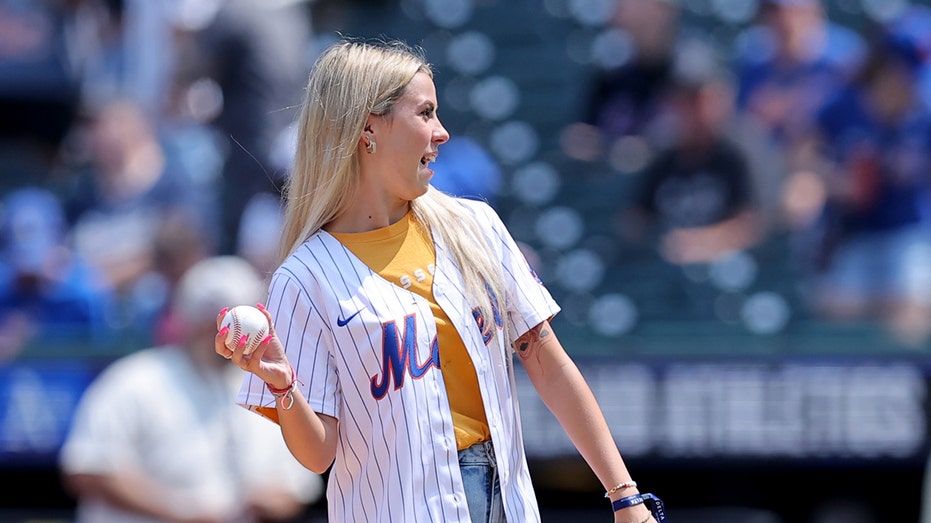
237, 198, 560, 523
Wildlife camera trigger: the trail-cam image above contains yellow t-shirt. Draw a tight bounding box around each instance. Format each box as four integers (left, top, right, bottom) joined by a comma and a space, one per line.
331, 213, 490, 450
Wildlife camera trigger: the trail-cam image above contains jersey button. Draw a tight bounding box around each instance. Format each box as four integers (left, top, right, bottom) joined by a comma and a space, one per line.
434, 283, 445, 295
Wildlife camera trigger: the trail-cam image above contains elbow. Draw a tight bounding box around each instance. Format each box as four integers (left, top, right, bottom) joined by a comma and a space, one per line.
307, 464, 329, 475
292, 441, 335, 475
284, 411, 338, 474
304, 456, 334, 475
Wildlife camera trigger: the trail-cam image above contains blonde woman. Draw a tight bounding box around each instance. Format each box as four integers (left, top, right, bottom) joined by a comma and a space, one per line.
218, 38, 663, 523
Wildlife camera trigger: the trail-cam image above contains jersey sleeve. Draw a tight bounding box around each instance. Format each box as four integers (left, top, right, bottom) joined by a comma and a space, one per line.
237, 269, 342, 420
471, 200, 561, 343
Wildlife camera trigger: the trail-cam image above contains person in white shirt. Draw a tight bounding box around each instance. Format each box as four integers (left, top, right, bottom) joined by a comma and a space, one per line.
59, 255, 323, 523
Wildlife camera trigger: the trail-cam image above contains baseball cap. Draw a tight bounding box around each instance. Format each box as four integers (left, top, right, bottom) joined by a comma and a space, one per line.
173, 255, 266, 325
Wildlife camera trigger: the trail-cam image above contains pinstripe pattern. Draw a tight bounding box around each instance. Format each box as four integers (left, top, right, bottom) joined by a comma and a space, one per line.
237, 199, 560, 523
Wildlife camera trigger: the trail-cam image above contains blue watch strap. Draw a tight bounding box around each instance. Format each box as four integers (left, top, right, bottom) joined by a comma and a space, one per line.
611, 493, 667, 522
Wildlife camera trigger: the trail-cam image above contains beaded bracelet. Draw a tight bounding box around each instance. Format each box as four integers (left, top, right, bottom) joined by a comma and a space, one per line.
605, 480, 637, 498
611, 493, 667, 522
266, 366, 298, 410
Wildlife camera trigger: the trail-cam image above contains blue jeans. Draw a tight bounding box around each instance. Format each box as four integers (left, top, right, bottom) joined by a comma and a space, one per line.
458, 440, 506, 523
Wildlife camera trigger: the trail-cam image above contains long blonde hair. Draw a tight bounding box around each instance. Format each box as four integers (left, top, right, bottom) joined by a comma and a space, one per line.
279, 39, 508, 342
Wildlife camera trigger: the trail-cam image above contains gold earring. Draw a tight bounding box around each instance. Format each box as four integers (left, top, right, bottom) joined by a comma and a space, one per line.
366, 140, 377, 154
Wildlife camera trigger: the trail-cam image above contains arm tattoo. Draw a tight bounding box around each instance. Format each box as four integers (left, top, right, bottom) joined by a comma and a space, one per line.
516, 325, 550, 361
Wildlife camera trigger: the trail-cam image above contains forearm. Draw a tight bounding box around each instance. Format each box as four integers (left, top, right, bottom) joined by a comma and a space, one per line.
531, 358, 633, 489
271, 385, 338, 474
225, 308, 339, 475
516, 322, 654, 522
532, 365, 654, 522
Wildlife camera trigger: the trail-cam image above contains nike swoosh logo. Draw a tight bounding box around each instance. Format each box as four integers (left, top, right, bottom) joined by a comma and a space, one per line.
336, 309, 363, 327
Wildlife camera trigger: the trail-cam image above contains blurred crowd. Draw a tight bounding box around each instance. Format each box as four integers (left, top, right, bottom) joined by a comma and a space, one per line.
0, 0, 317, 360
1, 0, 931, 363
567, 0, 931, 347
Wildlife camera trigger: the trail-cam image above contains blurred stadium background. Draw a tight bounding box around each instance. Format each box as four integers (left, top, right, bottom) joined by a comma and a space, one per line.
2, 0, 931, 521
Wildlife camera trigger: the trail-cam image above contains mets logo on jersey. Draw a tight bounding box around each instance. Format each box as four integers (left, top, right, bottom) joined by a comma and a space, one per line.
370, 314, 440, 400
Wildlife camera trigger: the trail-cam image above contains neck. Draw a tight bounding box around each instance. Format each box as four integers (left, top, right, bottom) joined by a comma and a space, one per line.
325, 201, 411, 233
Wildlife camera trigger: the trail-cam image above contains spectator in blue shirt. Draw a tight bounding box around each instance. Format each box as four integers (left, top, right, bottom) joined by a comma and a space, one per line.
734, 0, 862, 169
0, 187, 115, 360
806, 32, 931, 346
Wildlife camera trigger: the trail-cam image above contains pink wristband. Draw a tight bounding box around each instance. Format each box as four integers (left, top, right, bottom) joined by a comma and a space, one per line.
266, 365, 296, 395
266, 366, 298, 409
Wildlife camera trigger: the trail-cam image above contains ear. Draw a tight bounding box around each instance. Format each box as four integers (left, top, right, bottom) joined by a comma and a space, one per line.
360, 118, 376, 148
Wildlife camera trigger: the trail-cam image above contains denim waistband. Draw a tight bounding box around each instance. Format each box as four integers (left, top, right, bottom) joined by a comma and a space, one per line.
457, 440, 496, 465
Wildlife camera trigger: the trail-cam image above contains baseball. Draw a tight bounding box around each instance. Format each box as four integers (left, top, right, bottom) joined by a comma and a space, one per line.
220, 305, 271, 356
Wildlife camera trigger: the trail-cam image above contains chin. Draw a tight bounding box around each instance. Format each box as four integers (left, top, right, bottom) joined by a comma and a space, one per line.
413, 185, 431, 199
417, 175, 434, 193
400, 185, 430, 203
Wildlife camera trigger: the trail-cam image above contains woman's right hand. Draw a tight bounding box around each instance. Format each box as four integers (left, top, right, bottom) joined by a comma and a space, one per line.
215, 304, 294, 390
